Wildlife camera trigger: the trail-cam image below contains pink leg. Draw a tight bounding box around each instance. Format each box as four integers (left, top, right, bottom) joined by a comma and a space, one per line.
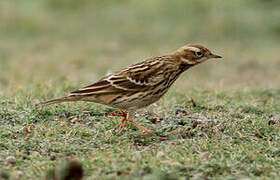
111, 109, 168, 141
111, 110, 128, 133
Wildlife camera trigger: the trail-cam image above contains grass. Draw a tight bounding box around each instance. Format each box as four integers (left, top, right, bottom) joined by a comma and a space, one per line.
1, 0, 280, 179
1, 89, 280, 179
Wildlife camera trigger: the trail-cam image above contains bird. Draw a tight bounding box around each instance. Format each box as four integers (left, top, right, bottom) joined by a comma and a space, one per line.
36, 44, 222, 140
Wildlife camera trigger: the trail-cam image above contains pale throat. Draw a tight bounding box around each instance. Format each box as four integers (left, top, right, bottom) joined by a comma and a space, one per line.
180, 57, 196, 64
180, 56, 207, 64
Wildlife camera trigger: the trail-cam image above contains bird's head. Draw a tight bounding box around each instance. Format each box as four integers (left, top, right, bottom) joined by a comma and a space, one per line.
175, 44, 222, 65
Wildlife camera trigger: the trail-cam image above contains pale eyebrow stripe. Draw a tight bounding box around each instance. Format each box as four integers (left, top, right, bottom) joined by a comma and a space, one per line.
187, 47, 200, 52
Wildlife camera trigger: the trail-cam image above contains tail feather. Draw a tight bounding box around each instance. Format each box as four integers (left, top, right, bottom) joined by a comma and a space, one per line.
36, 96, 79, 108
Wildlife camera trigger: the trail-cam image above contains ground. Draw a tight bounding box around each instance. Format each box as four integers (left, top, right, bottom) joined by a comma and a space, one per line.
0, 0, 280, 179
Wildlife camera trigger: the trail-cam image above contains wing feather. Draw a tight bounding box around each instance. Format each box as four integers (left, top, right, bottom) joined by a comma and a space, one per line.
69, 55, 178, 96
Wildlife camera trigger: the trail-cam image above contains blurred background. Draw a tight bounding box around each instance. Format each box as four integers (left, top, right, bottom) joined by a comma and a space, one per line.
0, 0, 279, 97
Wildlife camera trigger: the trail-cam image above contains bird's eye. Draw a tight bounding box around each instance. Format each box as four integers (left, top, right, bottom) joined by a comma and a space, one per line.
195, 51, 203, 57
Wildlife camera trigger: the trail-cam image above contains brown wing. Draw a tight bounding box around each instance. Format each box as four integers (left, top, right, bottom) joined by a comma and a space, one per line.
70, 55, 177, 96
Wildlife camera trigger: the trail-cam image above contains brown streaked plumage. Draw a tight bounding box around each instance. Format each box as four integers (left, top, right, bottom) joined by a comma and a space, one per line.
36, 44, 222, 140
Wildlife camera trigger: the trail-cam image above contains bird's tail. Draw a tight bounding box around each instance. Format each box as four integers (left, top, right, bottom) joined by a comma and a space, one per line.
36, 96, 80, 108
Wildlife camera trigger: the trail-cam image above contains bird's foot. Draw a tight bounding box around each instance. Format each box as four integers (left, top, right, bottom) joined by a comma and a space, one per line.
111, 109, 127, 118
118, 118, 127, 133
111, 109, 168, 141
128, 119, 168, 141
111, 110, 128, 133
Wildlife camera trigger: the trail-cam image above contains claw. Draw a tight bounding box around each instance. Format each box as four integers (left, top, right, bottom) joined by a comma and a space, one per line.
118, 118, 127, 133
111, 110, 128, 133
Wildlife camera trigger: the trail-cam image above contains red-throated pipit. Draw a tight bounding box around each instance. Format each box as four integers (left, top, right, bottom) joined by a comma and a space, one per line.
36, 44, 222, 140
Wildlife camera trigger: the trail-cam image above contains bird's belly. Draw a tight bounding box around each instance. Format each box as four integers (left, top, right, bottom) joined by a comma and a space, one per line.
111, 91, 165, 110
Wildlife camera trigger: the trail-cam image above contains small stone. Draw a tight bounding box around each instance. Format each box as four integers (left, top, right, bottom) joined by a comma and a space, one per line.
150, 117, 160, 124
70, 117, 78, 123
6, 156, 16, 165
156, 151, 165, 158
32, 151, 41, 157
50, 154, 56, 161
218, 124, 225, 132
135, 113, 141, 117
199, 152, 211, 160
105, 130, 114, 138
175, 109, 187, 115
268, 119, 276, 125
17, 171, 24, 176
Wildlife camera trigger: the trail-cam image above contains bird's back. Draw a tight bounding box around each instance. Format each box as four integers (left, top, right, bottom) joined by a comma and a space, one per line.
69, 55, 184, 110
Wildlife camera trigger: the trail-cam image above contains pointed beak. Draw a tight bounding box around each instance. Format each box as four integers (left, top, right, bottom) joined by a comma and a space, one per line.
209, 54, 222, 59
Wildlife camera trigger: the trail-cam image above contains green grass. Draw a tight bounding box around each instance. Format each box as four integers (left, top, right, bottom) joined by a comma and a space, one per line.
1, 90, 280, 179
1, 0, 280, 179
